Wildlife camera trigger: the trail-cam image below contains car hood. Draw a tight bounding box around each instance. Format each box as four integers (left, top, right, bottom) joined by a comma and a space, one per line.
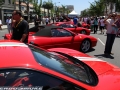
48, 48, 119, 76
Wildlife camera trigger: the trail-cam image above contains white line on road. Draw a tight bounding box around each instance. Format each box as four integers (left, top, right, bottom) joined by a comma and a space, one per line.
98, 38, 105, 46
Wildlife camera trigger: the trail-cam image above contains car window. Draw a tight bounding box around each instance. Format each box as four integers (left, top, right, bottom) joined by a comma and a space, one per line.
29, 45, 96, 85
59, 24, 68, 27
67, 24, 75, 28
60, 24, 75, 28
0, 69, 86, 90
51, 29, 72, 37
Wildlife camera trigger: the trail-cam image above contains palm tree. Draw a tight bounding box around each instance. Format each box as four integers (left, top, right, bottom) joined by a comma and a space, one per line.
61, 5, 66, 15
0, 0, 4, 5
116, 0, 120, 12
42, 0, 53, 17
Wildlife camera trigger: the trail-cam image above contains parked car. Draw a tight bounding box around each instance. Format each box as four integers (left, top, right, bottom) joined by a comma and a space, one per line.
4, 25, 97, 53
0, 40, 120, 90
58, 23, 91, 35
50, 21, 90, 29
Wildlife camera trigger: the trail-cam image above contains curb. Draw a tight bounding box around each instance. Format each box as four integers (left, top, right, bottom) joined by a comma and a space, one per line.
1, 23, 34, 30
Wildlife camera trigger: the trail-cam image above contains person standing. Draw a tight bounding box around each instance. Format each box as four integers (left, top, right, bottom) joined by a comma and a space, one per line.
113, 14, 120, 37
8, 16, 12, 33
73, 16, 78, 26
42, 17, 45, 25
99, 17, 105, 34
11, 10, 29, 43
0, 19, 2, 30
104, 13, 117, 56
93, 17, 98, 34
90, 17, 94, 32
34, 15, 40, 26
52, 17, 55, 23
45, 16, 49, 25
6, 17, 10, 32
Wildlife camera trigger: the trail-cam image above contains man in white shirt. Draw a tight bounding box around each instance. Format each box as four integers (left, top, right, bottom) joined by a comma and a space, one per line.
104, 13, 117, 56
99, 17, 105, 34
45, 17, 49, 25
8, 17, 12, 33
6, 17, 9, 31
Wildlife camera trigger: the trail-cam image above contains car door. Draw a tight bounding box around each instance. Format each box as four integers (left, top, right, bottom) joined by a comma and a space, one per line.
29, 36, 53, 49
51, 29, 75, 49
0, 69, 86, 89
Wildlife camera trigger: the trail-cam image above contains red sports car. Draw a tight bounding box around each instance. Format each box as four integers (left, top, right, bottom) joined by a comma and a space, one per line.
4, 26, 97, 53
58, 23, 91, 35
0, 40, 120, 90
51, 22, 90, 29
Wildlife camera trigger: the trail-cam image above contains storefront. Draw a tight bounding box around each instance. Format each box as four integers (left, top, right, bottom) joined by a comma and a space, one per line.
0, 9, 14, 24
4, 9, 14, 22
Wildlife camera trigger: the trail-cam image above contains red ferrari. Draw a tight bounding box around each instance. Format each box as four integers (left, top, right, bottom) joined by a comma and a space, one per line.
58, 23, 91, 35
4, 26, 97, 53
51, 22, 90, 29
0, 40, 120, 90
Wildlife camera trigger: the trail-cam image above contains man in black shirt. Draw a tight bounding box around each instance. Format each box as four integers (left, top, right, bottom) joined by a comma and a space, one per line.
11, 10, 29, 43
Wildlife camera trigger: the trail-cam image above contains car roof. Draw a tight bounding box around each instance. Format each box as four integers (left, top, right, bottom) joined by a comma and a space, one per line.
0, 40, 39, 68
33, 25, 63, 37
29, 25, 46, 32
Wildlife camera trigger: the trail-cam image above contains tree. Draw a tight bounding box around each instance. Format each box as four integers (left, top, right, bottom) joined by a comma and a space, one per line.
33, 0, 42, 17
42, 0, 53, 17
0, 0, 4, 5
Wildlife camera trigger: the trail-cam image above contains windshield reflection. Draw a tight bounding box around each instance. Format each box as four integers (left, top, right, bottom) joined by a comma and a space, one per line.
29, 45, 90, 84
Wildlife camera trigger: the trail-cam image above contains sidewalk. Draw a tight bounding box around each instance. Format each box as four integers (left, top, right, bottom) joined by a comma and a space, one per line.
1, 22, 34, 30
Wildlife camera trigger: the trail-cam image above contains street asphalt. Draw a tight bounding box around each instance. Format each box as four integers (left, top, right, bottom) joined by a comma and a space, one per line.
0, 26, 120, 67
87, 30, 120, 67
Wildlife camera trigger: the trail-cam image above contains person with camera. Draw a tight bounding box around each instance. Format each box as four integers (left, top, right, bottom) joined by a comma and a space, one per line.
103, 13, 117, 56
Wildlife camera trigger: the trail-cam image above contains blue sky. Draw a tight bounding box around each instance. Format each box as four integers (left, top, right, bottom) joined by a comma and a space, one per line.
42, 0, 95, 14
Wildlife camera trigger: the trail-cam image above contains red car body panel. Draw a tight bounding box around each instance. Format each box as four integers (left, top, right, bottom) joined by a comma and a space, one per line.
82, 22, 90, 28
48, 48, 118, 75
52, 21, 90, 28
28, 33, 97, 50
50, 22, 91, 35
48, 48, 120, 90
4, 30, 97, 52
64, 27, 90, 35
0, 40, 120, 90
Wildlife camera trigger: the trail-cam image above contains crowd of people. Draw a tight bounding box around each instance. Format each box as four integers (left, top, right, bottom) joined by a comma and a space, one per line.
80, 13, 120, 56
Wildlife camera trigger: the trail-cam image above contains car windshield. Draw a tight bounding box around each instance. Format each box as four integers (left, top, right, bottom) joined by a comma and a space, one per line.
60, 24, 75, 28
29, 45, 91, 84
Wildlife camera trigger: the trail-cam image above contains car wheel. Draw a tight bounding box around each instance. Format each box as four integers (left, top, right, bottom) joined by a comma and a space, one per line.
80, 39, 91, 53
81, 30, 87, 34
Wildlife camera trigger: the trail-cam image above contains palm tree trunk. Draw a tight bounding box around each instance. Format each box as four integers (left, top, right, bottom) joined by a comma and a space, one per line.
27, 2, 30, 22
48, 9, 49, 17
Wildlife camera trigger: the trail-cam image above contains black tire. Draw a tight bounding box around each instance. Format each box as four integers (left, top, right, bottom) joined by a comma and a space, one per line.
80, 39, 91, 53
80, 30, 87, 35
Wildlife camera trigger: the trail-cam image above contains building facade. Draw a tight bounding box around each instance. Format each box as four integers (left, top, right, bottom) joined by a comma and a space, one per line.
0, 0, 14, 24
0, 0, 51, 24
66, 5, 74, 12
